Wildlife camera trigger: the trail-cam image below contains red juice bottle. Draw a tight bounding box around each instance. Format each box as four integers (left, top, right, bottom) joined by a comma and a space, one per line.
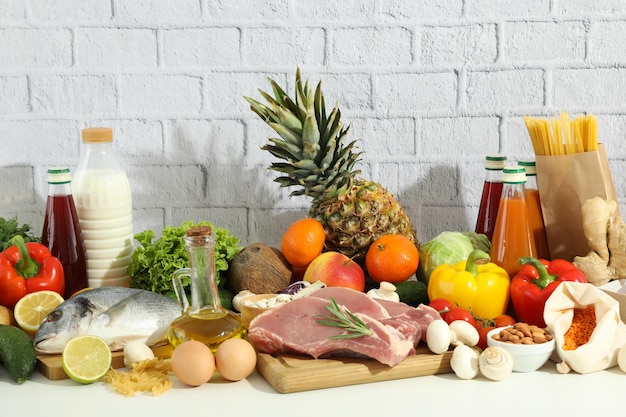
475, 154, 507, 241
41, 167, 88, 298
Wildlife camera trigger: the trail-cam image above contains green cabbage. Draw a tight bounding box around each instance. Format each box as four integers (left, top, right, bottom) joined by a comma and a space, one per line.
416, 231, 491, 284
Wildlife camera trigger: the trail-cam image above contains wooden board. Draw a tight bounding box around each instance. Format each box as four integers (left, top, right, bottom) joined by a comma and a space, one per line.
37, 351, 125, 380
37, 344, 173, 380
255, 346, 453, 394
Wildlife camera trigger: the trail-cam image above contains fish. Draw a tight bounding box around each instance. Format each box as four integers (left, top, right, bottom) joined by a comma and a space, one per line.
34, 286, 182, 354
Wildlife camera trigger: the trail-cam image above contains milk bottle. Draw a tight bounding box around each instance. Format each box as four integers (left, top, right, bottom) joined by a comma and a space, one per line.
72, 127, 133, 287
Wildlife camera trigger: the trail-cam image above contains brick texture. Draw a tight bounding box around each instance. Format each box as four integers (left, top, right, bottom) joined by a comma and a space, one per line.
1, 0, 625, 249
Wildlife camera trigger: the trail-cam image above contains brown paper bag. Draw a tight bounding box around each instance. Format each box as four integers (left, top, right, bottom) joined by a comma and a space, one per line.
535, 144, 619, 261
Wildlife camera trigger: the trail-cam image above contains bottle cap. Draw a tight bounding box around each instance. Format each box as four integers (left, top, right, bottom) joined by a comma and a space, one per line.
47, 167, 72, 184
502, 166, 526, 184
518, 159, 537, 176
82, 127, 113, 143
484, 154, 507, 170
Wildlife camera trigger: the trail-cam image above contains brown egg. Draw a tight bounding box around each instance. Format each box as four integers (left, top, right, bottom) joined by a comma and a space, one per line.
171, 340, 215, 387
215, 338, 257, 381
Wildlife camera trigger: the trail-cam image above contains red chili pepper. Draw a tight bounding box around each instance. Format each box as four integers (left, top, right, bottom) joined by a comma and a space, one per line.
0, 235, 64, 308
510, 257, 587, 328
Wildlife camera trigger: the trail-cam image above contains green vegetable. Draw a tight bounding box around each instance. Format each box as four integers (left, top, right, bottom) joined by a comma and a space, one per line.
128, 221, 242, 302
394, 280, 429, 307
0, 217, 40, 252
416, 231, 490, 284
0, 324, 37, 384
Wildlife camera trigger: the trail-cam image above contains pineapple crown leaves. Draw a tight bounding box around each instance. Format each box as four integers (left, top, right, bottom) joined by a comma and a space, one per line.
244, 68, 363, 201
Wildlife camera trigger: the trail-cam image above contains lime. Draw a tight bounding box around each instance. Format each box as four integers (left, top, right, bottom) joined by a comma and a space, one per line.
62, 335, 112, 384
14, 290, 64, 336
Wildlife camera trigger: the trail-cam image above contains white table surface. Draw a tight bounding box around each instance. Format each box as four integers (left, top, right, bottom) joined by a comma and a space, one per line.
1, 360, 623, 417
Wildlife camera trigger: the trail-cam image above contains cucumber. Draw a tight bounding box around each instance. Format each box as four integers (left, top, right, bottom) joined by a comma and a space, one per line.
394, 280, 429, 307
0, 324, 37, 384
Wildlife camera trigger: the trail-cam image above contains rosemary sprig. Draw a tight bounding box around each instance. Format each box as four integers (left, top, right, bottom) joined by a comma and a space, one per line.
315, 297, 373, 339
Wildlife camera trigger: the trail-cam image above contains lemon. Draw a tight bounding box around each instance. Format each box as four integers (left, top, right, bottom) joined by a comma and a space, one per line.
13, 290, 64, 335
62, 335, 112, 384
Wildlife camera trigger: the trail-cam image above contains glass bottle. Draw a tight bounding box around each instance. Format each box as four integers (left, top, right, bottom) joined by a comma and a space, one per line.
41, 167, 89, 299
72, 127, 133, 288
475, 154, 507, 241
490, 166, 537, 277
168, 225, 246, 352
518, 160, 550, 260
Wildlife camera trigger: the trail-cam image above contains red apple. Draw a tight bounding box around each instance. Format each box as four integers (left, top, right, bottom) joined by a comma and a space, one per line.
303, 251, 365, 292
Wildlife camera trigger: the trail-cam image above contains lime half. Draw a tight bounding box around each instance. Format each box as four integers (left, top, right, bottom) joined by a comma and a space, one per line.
62, 335, 112, 384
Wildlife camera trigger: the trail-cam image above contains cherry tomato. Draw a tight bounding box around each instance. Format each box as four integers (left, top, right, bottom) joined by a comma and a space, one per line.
494, 314, 516, 328
444, 307, 477, 328
477, 325, 495, 350
428, 298, 453, 320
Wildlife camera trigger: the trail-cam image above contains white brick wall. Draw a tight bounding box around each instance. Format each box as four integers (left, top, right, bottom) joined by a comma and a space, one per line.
1, 0, 625, 249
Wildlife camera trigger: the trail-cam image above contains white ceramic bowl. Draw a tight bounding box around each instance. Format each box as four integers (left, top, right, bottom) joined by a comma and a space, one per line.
487, 326, 555, 372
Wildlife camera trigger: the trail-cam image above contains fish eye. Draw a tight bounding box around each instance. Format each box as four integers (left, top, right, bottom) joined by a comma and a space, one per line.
46, 310, 63, 322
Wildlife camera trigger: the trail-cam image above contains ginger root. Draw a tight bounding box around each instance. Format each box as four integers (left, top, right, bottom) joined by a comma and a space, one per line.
573, 197, 626, 286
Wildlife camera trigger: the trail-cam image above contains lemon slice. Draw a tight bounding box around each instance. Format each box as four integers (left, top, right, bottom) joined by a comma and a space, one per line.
13, 290, 64, 335
62, 335, 112, 384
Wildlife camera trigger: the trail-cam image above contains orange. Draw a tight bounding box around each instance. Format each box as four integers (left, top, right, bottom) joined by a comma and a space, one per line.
365, 234, 419, 283
281, 218, 326, 268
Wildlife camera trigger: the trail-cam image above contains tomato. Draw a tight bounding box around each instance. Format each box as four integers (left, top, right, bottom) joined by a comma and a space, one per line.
494, 314, 516, 328
428, 298, 453, 320
444, 307, 477, 328
477, 325, 495, 350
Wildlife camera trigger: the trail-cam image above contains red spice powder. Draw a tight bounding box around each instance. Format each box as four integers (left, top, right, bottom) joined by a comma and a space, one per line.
562, 305, 596, 351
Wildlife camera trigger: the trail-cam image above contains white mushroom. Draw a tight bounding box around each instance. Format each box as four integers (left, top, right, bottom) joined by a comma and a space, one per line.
478, 346, 514, 381
123, 341, 155, 368
448, 320, 480, 347
556, 361, 572, 374
450, 344, 480, 380
367, 281, 400, 302
232, 290, 255, 312
426, 320, 453, 354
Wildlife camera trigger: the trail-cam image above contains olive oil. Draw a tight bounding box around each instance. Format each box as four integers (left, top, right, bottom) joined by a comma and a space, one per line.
168, 308, 246, 352
168, 225, 245, 352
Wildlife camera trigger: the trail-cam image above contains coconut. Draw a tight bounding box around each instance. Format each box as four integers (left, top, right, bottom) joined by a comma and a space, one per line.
229, 243, 292, 294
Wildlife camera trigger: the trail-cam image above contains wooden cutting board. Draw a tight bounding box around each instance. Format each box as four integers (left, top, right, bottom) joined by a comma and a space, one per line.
37, 344, 174, 380
255, 346, 453, 394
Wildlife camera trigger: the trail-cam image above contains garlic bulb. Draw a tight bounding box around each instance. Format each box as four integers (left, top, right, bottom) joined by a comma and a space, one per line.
478, 346, 513, 381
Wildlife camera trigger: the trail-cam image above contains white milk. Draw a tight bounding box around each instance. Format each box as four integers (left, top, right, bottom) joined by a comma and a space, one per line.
72, 128, 134, 287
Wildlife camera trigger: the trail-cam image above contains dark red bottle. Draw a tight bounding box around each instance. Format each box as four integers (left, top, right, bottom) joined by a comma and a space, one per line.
475, 154, 506, 241
41, 167, 88, 298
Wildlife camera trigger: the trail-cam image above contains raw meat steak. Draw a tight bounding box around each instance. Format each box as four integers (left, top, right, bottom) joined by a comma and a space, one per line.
247, 287, 439, 367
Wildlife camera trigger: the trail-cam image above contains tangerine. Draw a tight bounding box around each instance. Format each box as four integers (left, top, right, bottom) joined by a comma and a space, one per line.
365, 234, 419, 283
281, 218, 326, 268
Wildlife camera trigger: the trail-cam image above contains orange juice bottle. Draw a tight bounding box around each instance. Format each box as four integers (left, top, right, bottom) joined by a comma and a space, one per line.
518, 160, 550, 260
490, 166, 537, 277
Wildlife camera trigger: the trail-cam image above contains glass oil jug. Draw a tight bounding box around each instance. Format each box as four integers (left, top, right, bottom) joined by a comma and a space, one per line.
167, 225, 245, 351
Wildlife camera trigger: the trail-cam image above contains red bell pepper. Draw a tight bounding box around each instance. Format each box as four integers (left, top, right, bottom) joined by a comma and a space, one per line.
510, 257, 587, 328
0, 235, 64, 308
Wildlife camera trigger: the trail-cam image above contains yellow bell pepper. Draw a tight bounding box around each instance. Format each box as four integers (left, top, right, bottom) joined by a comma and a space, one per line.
427, 249, 510, 320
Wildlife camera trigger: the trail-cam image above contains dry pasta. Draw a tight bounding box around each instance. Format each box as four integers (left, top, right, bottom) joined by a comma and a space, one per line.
524, 112, 598, 156
104, 358, 173, 397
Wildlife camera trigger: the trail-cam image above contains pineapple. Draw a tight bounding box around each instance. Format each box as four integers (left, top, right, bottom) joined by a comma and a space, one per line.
245, 68, 417, 263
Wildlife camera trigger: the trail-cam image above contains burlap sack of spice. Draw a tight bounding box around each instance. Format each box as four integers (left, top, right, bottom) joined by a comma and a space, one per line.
544, 281, 626, 374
